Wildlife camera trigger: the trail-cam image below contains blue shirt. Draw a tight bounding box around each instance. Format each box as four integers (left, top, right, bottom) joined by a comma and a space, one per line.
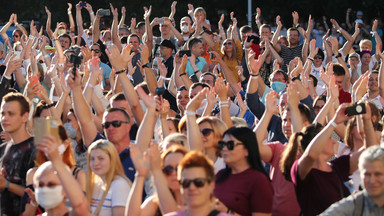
186, 57, 207, 76
100, 62, 112, 88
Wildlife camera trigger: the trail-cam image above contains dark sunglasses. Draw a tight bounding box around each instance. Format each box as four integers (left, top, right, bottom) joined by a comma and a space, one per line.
218, 140, 243, 151
224, 42, 232, 46
162, 165, 177, 175
200, 128, 214, 136
13, 34, 20, 38
178, 178, 211, 188
91, 49, 101, 53
314, 55, 322, 60
102, 120, 129, 129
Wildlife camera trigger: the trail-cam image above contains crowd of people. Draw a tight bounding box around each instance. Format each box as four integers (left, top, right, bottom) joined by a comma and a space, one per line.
0, 1, 383, 216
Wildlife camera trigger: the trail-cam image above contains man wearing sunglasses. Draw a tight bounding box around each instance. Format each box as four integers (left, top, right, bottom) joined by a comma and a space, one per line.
68, 69, 136, 182
90, 43, 112, 90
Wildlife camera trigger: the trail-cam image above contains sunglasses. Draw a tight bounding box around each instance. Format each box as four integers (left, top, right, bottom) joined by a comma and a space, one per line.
224, 42, 232, 46
178, 178, 211, 188
218, 140, 243, 151
91, 49, 101, 53
102, 120, 129, 129
13, 34, 20, 38
200, 128, 214, 136
314, 55, 322, 60
162, 165, 177, 175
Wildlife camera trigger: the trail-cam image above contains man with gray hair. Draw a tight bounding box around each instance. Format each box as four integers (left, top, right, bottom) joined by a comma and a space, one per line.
321, 145, 384, 215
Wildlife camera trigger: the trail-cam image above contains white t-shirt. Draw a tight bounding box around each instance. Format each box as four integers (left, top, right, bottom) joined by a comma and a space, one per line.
214, 157, 226, 174
362, 93, 383, 110
310, 64, 327, 95
91, 176, 131, 216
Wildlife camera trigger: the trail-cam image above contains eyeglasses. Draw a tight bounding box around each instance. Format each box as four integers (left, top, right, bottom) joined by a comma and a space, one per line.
314, 55, 322, 60
218, 140, 243, 150
13, 34, 20, 38
91, 49, 101, 53
102, 120, 129, 129
200, 128, 214, 136
224, 42, 232, 46
162, 165, 177, 175
178, 178, 211, 188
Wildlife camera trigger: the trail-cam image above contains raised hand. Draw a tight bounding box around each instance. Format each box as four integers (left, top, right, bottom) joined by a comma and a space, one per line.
255, 8, 261, 21
247, 50, 263, 74
186, 87, 209, 112
287, 83, 300, 108
214, 77, 229, 101
265, 90, 279, 114
137, 86, 157, 110
130, 143, 150, 177
328, 75, 339, 100
144, 6, 152, 20
292, 11, 299, 26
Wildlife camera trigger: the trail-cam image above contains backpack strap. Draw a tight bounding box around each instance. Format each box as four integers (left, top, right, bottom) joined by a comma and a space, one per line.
352, 191, 365, 216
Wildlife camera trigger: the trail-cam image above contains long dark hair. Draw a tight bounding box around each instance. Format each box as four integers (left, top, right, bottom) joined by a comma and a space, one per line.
280, 123, 323, 181
216, 127, 269, 182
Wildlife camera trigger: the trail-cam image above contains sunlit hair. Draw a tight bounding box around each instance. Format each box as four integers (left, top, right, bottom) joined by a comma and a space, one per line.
2, 92, 30, 115
344, 117, 357, 151
178, 150, 214, 181
193, 7, 207, 20
359, 146, 384, 170
34, 161, 70, 187
197, 116, 228, 156
162, 133, 188, 151
280, 123, 323, 181
221, 38, 237, 61
86, 140, 131, 211
161, 145, 188, 168
359, 39, 372, 51
36, 125, 76, 168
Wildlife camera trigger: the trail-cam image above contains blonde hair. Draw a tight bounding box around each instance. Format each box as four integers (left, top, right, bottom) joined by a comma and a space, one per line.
86, 140, 131, 215
359, 39, 372, 51
194, 7, 207, 20
197, 116, 228, 156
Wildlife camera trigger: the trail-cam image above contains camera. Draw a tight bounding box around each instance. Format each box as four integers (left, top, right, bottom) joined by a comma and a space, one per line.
155, 87, 165, 96
247, 35, 260, 44
70, 54, 83, 77
345, 103, 366, 116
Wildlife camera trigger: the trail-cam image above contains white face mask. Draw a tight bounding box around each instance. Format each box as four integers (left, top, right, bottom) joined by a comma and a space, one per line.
58, 144, 66, 155
35, 185, 64, 210
181, 25, 189, 33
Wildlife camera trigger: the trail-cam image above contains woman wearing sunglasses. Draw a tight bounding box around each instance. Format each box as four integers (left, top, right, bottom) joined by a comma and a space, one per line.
165, 151, 232, 216
214, 127, 273, 216
185, 88, 228, 174
87, 140, 132, 216
126, 143, 188, 216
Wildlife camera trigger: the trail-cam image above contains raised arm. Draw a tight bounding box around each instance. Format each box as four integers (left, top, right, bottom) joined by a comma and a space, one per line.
215, 77, 233, 128
254, 91, 279, 163
143, 6, 153, 49
169, 1, 177, 21
271, 15, 282, 52
377, 50, 384, 97
298, 104, 352, 180
67, 68, 98, 148
314, 77, 339, 125
330, 19, 354, 56
67, 3, 75, 32
75, 2, 84, 46
255, 7, 262, 30
106, 44, 145, 125
287, 83, 304, 133
372, 19, 383, 61
118, 6, 126, 29
14, 14, 28, 37
38, 135, 89, 215
92, 10, 102, 44
110, 4, 122, 51
186, 88, 209, 152
0, 14, 14, 41
84, 3, 95, 24
44, 7, 54, 39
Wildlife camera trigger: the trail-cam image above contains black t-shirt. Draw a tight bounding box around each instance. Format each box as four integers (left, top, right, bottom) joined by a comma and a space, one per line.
0, 137, 36, 216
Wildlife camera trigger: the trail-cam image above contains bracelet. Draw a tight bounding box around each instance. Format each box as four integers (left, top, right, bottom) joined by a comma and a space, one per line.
44, 54, 50, 59
5, 181, 10, 191
30, 201, 38, 207
185, 111, 196, 116
256, 19, 260, 23
179, 73, 187, 77
127, 74, 133, 80
335, 53, 342, 58
86, 83, 94, 89
194, 70, 200, 74
337, 27, 343, 32
15, 22, 19, 26
90, 11, 94, 15
330, 121, 337, 128
46, 103, 55, 108
307, 57, 314, 61
115, 69, 126, 75
67, 11, 72, 15
371, 31, 377, 35
53, 38, 59, 41
250, 73, 259, 77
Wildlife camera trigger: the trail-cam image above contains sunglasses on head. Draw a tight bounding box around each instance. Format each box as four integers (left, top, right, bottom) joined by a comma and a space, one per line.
162, 165, 177, 175
218, 140, 243, 151
224, 42, 232, 46
102, 120, 129, 129
91, 49, 101, 53
200, 128, 214, 136
178, 178, 211, 188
